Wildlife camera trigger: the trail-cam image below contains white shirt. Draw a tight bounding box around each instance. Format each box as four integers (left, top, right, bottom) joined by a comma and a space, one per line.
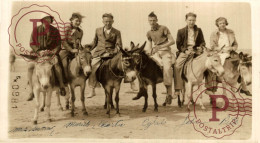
218, 31, 230, 51
104, 28, 112, 34
187, 28, 195, 46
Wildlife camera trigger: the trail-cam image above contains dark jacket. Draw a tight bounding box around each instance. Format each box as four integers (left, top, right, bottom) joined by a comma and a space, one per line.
61, 25, 83, 52
176, 25, 206, 52
30, 24, 61, 54
91, 27, 122, 58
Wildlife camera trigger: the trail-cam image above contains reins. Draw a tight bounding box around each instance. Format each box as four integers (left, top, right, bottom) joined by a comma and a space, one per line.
108, 54, 126, 79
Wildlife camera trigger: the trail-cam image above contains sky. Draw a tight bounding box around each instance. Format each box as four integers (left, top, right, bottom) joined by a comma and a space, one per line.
11, 1, 251, 54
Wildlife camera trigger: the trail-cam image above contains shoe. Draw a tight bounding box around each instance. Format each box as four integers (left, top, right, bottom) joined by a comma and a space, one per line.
240, 89, 252, 96
87, 88, 96, 98
60, 87, 66, 96
205, 90, 214, 95
166, 94, 173, 105
27, 93, 34, 101
130, 82, 138, 91
132, 94, 142, 100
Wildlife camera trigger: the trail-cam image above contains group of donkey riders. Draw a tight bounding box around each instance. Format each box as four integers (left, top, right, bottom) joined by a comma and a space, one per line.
26, 11, 252, 105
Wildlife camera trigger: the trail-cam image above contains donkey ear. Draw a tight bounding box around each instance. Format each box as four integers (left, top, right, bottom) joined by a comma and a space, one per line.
20, 54, 38, 61
119, 46, 128, 56
239, 52, 244, 60
139, 41, 147, 52
84, 44, 92, 52
130, 41, 135, 49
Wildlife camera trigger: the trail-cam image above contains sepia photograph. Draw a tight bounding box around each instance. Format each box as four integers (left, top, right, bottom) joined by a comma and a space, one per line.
1, 0, 258, 142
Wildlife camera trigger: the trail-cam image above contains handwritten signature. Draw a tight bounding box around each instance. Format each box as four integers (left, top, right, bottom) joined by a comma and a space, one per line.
64, 119, 125, 129
9, 126, 56, 136
142, 116, 167, 130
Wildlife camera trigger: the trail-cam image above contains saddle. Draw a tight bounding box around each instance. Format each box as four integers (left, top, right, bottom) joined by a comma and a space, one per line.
96, 56, 114, 81
181, 54, 194, 82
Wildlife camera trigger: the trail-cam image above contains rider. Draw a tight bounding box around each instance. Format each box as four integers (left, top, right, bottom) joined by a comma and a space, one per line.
26, 14, 66, 101
173, 12, 206, 98
86, 13, 123, 98
60, 13, 84, 80
132, 12, 176, 103
205, 17, 251, 96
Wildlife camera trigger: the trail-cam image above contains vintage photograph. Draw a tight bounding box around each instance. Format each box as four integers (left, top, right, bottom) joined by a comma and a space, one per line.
4, 1, 254, 141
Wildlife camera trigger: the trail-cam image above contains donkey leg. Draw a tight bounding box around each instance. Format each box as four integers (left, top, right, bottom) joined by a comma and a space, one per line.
45, 90, 52, 122
105, 88, 112, 118
185, 82, 192, 111
177, 94, 181, 108
181, 89, 185, 106
80, 84, 88, 115
56, 91, 63, 111
115, 85, 120, 115
196, 85, 206, 111
33, 88, 40, 125
152, 84, 158, 112
65, 86, 70, 110
70, 86, 76, 117
142, 84, 148, 112
104, 92, 107, 109
40, 92, 46, 112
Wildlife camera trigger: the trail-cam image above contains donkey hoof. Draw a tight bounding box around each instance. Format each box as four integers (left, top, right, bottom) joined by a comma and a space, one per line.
33, 120, 37, 125
59, 107, 63, 111
40, 108, 44, 112
162, 102, 166, 106
154, 108, 158, 112
111, 105, 115, 109
71, 112, 75, 117
66, 105, 70, 110
103, 105, 107, 109
191, 100, 195, 105
47, 119, 52, 122
142, 108, 147, 112
83, 111, 88, 116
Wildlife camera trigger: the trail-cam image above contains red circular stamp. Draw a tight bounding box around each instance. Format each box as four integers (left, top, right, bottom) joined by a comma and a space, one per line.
187, 81, 252, 139
8, 4, 71, 63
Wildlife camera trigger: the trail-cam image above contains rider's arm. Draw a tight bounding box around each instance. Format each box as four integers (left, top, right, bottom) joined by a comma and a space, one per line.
157, 27, 175, 49
48, 26, 61, 55
61, 27, 74, 52
116, 31, 123, 50
29, 27, 40, 52
198, 28, 206, 47
176, 29, 184, 52
232, 36, 238, 51
210, 31, 218, 51
145, 32, 153, 55
90, 29, 98, 51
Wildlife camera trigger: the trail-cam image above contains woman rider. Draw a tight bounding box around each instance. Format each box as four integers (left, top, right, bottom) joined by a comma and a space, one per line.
60, 13, 84, 79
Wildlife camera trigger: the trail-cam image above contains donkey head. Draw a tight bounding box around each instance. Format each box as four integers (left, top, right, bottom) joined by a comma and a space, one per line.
130, 41, 147, 67
239, 52, 252, 85
206, 51, 225, 76
118, 43, 142, 82
22, 54, 57, 90
77, 45, 92, 76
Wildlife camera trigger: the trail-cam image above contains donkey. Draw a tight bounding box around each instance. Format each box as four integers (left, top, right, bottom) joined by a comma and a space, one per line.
22, 54, 64, 124
178, 49, 225, 111
66, 45, 92, 117
97, 42, 143, 117
39, 40, 92, 117
213, 51, 252, 100
130, 42, 165, 112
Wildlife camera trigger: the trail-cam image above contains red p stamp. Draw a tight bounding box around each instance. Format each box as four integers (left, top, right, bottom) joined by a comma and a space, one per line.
8, 4, 71, 63
187, 81, 252, 139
